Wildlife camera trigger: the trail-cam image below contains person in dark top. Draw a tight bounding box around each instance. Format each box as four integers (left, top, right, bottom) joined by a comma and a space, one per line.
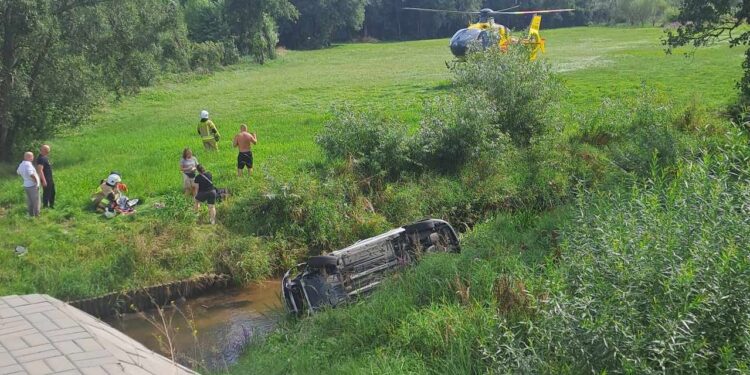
193, 164, 217, 224
36, 144, 55, 209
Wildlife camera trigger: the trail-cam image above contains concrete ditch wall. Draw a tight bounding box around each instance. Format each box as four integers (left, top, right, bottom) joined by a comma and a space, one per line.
68, 274, 231, 318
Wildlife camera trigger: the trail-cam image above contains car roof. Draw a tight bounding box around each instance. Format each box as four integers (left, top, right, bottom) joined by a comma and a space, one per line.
330, 227, 405, 256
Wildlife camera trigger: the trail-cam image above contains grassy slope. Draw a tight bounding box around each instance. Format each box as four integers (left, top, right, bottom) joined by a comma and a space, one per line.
0, 27, 741, 300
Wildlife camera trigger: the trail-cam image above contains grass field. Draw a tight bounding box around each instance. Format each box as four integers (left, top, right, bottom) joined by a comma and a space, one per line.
0, 26, 743, 301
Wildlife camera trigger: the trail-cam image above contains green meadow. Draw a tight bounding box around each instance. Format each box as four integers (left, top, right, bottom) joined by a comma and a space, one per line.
0, 25, 742, 304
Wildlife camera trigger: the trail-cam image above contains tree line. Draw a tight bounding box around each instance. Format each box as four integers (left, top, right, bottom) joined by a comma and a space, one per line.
298, 0, 682, 49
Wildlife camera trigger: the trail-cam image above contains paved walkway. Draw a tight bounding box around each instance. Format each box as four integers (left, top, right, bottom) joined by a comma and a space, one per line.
0, 295, 198, 375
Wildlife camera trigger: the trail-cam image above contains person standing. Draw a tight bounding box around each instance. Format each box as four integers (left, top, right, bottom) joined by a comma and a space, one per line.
36, 144, 55, 209
16, 152, 41, 217
198, 110, 220, 151
180, 147, 199, 197
232, 124, 257, 177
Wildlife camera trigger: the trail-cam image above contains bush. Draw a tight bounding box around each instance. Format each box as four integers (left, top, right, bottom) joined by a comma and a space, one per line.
246, 14, 280, 64
414, 95, 505, 173
222, 38, 241, 65
547, 157, 750, 372
452, 46, 563, 147
478, 156, 750, 373
189, 41, 224, 73
316, 105, 413, 180
578, 87, 681, 176
184, 0, 228, 43
225, 171, 390, 255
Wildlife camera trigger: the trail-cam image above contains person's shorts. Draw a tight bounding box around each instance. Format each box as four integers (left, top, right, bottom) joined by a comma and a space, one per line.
182, 173, 196, 191
195, 190, 217, 205
237, 151, 253, 169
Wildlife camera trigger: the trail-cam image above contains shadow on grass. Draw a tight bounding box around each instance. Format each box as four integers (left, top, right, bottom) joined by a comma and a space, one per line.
428, 81, 453, 92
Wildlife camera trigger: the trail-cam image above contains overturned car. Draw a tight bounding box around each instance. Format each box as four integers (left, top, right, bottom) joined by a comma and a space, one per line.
282, 219, 460, 314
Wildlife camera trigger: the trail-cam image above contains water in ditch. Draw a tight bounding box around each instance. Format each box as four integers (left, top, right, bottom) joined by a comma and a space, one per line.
104, 279, 283, 372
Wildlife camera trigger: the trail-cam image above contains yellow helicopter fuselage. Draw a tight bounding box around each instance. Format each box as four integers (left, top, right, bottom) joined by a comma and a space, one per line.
449, 15, 545, 60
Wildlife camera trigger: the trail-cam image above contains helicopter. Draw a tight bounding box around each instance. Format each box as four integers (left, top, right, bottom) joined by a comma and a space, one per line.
403, 6, 574, 60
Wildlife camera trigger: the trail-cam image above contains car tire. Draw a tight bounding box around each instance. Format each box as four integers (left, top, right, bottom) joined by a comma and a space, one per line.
307, 255, 339, 268
403, 220, 435, 233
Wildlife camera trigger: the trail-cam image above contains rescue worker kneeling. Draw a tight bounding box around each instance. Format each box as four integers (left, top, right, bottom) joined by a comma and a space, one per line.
91, 173, 127, 215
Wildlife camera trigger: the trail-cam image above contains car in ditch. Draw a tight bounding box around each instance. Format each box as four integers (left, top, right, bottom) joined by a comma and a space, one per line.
282, 218, 460, 314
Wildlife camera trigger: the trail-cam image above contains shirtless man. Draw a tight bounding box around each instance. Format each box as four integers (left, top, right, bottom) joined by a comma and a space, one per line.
232, 124, 257, 176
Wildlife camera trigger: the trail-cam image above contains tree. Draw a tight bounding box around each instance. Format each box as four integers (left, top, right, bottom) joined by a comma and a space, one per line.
223, 0, 297, 62
184, 0, 228, 43
280, 0, 367, 49
72, 0, 190, 97
617, 0, 669, 26
665, 0, 750, 98
0, 0, 103, 161
0, 0, 192, 161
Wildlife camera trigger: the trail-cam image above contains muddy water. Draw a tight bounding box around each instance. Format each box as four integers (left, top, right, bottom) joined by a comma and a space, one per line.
104, 280, 282, 372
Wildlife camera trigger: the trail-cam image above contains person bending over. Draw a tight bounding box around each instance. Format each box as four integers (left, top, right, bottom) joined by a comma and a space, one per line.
194, 164, 217, 225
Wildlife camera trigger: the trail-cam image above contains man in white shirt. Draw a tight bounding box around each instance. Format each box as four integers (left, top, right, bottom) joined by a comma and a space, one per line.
16, 151, 40, 217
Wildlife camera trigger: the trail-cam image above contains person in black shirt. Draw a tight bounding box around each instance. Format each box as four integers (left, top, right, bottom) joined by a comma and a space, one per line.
36, 144, 55, 209
193, 164, 217, 224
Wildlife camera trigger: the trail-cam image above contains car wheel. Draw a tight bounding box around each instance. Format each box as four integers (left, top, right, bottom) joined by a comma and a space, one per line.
403, 220, 435, 233
307, 255, 339, 268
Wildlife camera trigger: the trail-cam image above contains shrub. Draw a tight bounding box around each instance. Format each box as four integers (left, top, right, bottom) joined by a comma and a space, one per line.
221, 38, 241, 65
189, 41, 224, 73
316, 105, 413, 180
247, 14, 280, 64
451, 46, 563, 147
528, 157, 750, 373
578, 87, 681, 176
184, 0, 228, 43
225, 171, 389, 255
414, 94, 505, 173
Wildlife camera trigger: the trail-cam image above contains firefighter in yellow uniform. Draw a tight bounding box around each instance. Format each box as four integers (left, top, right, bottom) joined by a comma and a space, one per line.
198, 110, 220, 151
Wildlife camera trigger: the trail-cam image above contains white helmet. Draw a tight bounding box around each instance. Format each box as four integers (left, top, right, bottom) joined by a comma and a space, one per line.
200, 110, 209, 120
106, 173, 121, 186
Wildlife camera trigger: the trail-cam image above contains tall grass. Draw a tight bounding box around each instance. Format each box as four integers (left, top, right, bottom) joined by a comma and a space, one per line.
537, 156, 750, 373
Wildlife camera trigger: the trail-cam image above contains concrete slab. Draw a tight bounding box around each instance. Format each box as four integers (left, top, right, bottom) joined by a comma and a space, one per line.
0, 295, 198, 375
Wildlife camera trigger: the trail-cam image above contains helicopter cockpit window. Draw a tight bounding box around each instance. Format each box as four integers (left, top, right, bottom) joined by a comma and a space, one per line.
450, 28, 483, 57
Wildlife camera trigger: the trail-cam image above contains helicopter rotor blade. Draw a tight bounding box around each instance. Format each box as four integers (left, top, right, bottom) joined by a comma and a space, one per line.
490, 8, 575, 15
496, 5, 520, 12
401, 7, 479, 15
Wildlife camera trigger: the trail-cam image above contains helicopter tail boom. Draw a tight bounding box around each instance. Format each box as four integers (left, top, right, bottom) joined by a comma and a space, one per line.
523, 15, 545, 60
